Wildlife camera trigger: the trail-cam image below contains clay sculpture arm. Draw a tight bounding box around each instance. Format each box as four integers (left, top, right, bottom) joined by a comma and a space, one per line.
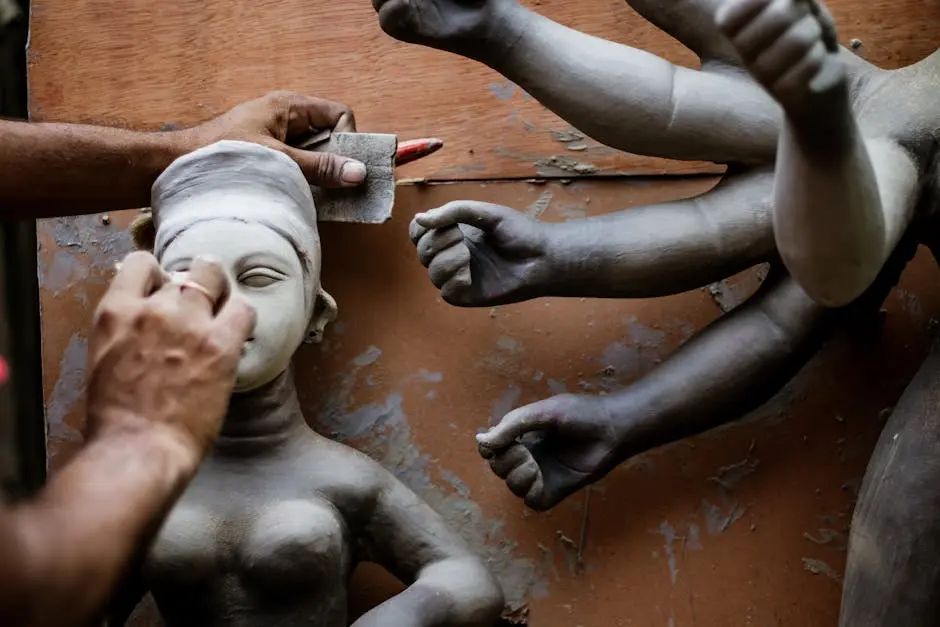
717, 0, 920, 306
373, 0, 781, 163
0, 91, 364, 217
477, 268, 833, 509
409, 168, 776, 306
476, 231, 916, 510
352, 471, 503, 627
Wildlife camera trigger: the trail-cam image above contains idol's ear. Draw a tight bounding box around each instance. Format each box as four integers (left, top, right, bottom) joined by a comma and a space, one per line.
130, 208, 156, 252
304, 287, 338, 344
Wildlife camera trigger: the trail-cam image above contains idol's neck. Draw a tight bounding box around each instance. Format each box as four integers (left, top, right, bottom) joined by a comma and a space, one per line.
213, 370, 308, 457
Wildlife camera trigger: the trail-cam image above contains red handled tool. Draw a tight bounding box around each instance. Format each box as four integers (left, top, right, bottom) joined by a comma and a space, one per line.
297, 130, 444, 166
395, 137, 444, 166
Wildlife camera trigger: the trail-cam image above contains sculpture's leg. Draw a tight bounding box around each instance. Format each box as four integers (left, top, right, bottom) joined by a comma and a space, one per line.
839, 339, 940, 626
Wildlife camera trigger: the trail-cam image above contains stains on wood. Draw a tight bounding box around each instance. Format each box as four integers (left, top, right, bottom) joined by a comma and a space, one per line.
27, 0, 938, 181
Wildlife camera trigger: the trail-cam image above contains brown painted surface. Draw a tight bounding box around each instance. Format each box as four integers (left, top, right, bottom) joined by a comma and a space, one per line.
30, 0, 940, 625
37, 179, 940, 626
26, 0, 939, 180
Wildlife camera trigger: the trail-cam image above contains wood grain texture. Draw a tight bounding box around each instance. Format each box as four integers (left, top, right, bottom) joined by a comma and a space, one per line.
37, 178, 940, 626
27, 0, 940, 181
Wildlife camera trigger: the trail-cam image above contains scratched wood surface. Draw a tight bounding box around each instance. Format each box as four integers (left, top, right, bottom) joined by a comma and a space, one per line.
37, 178, 940, 625
30, 0, 940, 625
27, 0, 940, 181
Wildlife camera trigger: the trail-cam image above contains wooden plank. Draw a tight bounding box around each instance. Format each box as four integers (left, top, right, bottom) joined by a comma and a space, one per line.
38, 177, 940, 625
27, 0, 938, 181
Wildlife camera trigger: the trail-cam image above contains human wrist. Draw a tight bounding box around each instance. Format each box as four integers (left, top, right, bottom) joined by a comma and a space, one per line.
160, 127, 201, 164
86, 410, 202, 486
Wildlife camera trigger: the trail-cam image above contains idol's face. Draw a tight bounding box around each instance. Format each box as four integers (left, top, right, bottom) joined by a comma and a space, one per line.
160, 218, 317, 392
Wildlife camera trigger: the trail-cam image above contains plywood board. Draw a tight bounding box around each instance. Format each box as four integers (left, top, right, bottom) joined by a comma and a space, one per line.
38, 177, 940, 625
27, 0, 939, 181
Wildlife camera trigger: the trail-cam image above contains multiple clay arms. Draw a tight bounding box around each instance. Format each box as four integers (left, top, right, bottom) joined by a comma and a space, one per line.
376, 1, 940, 624
376, 0, 935, 506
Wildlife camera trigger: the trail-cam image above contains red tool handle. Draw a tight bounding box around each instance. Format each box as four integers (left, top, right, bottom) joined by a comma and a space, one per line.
395, 138, 444, 166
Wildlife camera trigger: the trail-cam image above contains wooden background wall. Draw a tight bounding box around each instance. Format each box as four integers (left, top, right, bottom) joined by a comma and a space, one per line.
30, 0, 940, 625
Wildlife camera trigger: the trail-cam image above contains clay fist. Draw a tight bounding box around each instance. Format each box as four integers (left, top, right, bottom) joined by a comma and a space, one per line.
476, 394, 623, 510
716, 0, 845, 118
410, 201, 553, 307
371, 0, 515, 55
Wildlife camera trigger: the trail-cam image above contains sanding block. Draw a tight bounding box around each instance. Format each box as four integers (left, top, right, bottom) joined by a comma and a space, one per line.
301, 130, 398, 224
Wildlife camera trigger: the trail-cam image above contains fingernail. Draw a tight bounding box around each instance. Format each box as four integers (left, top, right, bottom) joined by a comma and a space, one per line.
341, 161, 367, 184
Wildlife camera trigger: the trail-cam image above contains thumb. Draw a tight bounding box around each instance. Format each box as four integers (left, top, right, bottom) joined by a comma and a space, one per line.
415, 201, 509, 232
285, 147, 367, 188
476, 402, 557, 451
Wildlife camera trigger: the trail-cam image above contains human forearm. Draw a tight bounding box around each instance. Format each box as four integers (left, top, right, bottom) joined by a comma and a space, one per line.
0, 91, 369, 219
0, 119, 188, 218
352, 557, 502, 627
1, 428, 194, 627
540, 171, 776, 298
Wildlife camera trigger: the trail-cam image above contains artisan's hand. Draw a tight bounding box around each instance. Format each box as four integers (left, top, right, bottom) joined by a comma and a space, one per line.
476, 394, 622, 510
716, 0, 845, 120
372, 0, 520, 57
411, 201, 553, 307
184, 91, 367, 188
86, 252, 256, 473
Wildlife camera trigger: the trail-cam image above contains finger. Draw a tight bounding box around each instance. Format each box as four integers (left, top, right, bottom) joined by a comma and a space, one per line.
522, 473, 546, 510
409, 218, 429, 245
715, 0, 772, 38
176, 256, 231, 317
104, 251, 168, 299
285, 147, 367, 188
210, 295, 257, 356
750, 15, 822, 85
477, 403, 557, 451
487, 443, 532, 478
278, 92, 357, 138
428, 244, 470, 289
505, 456, 542, 499
731, 0, 812, 62
440, 267, 473, 306
416, 226, 464, 267
772, 40, 827, 97
813, 1, 839, 52
414, 201, 508, 232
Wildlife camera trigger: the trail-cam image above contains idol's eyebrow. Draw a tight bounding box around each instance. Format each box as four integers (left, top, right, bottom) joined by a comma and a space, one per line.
236, 251, 293, 270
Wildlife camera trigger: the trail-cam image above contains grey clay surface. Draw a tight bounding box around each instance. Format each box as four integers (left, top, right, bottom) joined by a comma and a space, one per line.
372, 0, 940, 624
111, 141, 504, 627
